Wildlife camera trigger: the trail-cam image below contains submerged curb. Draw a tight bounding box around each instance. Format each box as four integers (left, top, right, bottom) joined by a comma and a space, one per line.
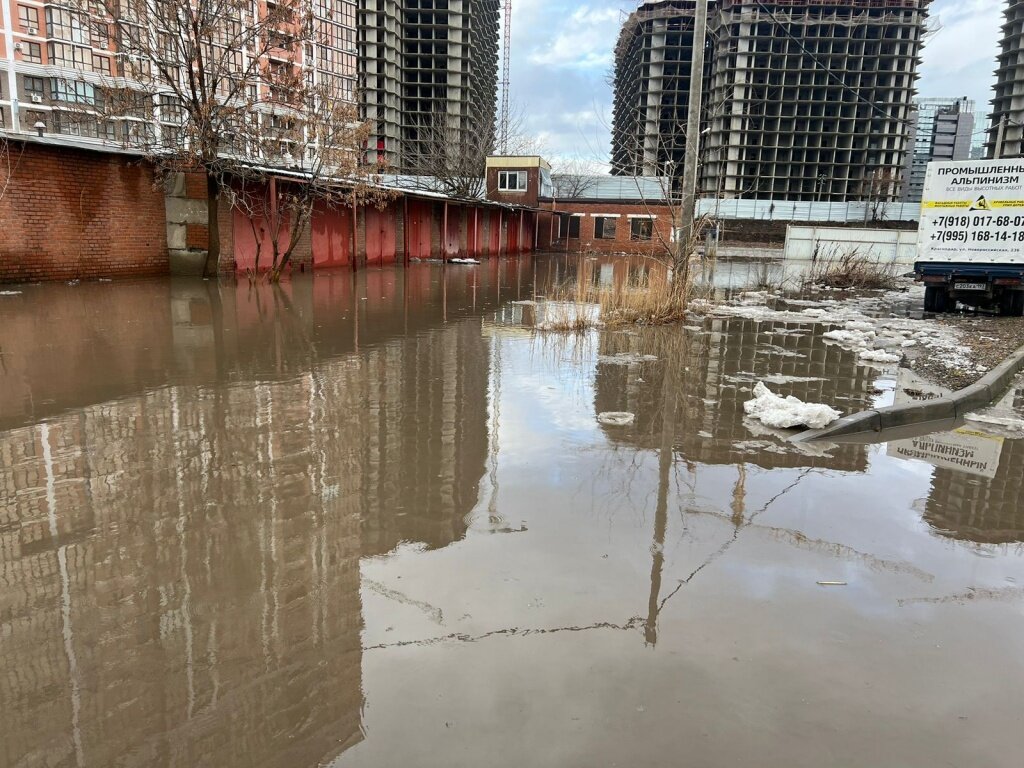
797, 343, 1024, 441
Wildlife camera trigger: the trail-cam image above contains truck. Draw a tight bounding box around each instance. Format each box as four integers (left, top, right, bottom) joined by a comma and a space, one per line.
915, 159, 1024, 316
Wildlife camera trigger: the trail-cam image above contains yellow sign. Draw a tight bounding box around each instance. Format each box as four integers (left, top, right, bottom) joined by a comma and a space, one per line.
922, 199, 1024, 209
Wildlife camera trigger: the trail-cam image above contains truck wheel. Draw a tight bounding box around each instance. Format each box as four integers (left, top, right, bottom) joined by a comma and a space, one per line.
1012, 291, 1024, 318
924, 286, 947, 314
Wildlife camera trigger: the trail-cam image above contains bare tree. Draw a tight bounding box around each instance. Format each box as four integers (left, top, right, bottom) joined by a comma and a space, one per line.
551, 157, 598, 199
607, 109, 712, 297
861, 168, 900, 222
68, 0, 312, 276
403, 103, 543, 199
402, 110, 495, 198
225, 88, 396, 281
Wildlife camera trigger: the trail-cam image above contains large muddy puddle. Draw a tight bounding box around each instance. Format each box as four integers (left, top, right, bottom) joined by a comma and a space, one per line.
1, 255, 1022, 768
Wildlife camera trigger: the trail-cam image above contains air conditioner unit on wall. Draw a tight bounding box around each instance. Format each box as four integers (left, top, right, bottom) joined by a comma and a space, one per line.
31, 94, 43, 104
26, 27, 37, 36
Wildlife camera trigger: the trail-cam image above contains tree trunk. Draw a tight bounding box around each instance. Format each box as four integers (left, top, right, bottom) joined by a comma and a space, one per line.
273, 204, 312, 281
204, 171, 221, 277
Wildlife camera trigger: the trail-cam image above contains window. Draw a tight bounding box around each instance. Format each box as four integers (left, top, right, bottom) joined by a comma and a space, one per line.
498, 170, 527, 192
24, 110, 46, 131
92, 55, 111, 75
90, 22, 109, 48
50, 79, 98, 105
158, 94, 183, 123
46, 8, 88, 45
47, 42, 90, 69
23, 76, 45, 99
24, 42, 42, 63
567, 215, 581, 239
18, 5, 39, 32
594, 216, 617, 240
629, 217, 653, 241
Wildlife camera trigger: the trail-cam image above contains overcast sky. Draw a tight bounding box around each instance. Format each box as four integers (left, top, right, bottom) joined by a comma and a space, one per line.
506, 0, 1005, 171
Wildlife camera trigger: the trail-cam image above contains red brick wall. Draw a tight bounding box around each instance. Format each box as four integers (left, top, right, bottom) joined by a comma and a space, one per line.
537, 201, 674, 254
0, 141, 168, 283
486, 166, 541, 208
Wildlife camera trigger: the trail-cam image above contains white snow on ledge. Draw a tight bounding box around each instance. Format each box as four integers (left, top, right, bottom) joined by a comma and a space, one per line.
743, 382, 842, 430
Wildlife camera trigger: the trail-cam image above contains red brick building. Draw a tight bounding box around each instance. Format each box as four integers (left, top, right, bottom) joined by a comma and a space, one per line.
484, 157, 674, 255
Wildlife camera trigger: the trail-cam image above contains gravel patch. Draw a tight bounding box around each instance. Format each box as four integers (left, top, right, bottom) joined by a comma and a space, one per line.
908, 314, 1024, 391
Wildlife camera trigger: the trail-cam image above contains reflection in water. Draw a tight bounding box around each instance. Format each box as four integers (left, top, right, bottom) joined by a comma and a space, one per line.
920, 436, 1024, 545
0, 261, 526, 767
592, 318, 874, 472
4, 255, 1024, 768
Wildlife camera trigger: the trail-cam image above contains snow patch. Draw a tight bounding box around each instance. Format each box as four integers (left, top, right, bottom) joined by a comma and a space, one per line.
743, 382, 842, 430
823, 329, 875, 348
859, 349, 902, 364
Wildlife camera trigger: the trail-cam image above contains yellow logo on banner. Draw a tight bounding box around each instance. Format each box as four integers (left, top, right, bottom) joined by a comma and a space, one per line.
922, 199, 1024, 209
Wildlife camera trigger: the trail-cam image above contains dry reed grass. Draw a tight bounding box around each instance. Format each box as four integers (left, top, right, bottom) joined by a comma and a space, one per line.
537, 259, 695, 331
803, 248, 900, 291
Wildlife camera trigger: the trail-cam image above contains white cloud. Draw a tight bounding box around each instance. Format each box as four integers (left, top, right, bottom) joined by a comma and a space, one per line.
526, 6, 623, 69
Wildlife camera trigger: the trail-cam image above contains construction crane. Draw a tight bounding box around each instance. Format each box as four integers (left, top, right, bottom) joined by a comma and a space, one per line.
499, 0, 512, 154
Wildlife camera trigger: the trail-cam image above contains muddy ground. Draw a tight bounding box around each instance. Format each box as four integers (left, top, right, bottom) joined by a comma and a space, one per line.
910, 313, 1024, 391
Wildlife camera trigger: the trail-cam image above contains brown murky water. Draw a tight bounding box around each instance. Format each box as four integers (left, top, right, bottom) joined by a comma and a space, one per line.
2, 256, 1023, 768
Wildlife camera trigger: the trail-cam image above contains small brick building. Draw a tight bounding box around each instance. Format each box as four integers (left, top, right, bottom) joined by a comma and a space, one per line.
484, 156, 674, 255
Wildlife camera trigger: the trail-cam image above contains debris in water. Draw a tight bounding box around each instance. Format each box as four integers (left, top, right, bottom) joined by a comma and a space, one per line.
817, 581, 848, 586
448, 258, 480, 265
743, 382, 842, 430
0, 290, 23, 296
597, 412, 635, 426
597, 352, 658, 365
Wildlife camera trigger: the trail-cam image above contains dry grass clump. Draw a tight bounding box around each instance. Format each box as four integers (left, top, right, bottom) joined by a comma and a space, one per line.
803, 248, 900, 290
534, 301, 596, 333
537, 265, 694, 331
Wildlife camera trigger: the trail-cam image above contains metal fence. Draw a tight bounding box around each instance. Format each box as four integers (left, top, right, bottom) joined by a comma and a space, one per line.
696, 198, 921, 223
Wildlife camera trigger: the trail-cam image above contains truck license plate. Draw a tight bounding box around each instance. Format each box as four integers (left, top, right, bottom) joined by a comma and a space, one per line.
954, 282, 987, 291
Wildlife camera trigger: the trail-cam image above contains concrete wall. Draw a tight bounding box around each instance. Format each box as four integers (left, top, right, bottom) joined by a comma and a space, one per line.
0, 140, 167, 282
783, 225, 919, 264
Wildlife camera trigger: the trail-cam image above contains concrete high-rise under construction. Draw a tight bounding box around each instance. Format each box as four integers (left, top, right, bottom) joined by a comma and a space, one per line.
987, 0, 1024, 159
611, 0, 931, 202
610, 1, 712, 178
359, 0, 501, 173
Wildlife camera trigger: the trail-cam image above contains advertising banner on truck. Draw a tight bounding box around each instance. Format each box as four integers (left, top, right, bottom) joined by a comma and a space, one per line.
918, 159, 1024, 263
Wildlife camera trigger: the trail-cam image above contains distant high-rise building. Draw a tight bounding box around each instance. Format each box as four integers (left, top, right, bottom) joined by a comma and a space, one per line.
970, 112, 990, 159
611, 0, 931, 202
901, 97, 975, 203
610, 1, 711, 178
359, 0, 501, 172
0, 1, 358, 145
987, 0, 1024, 158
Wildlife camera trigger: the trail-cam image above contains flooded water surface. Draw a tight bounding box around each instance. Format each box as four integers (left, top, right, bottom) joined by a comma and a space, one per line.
2, 256, 1023, 768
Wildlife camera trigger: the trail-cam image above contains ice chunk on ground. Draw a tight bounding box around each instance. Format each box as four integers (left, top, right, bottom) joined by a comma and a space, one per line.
597, 412, 635, 426
823, 329, 875, 348
844, 320, 876, 332
859, 348, 902, 363
743, 382, 842, 430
